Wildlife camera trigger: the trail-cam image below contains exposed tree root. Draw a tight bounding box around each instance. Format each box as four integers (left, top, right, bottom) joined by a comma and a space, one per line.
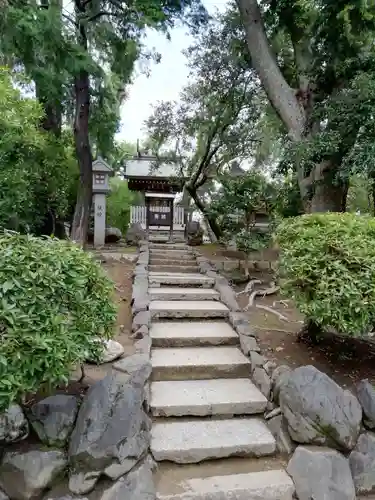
255, 304, 289, 322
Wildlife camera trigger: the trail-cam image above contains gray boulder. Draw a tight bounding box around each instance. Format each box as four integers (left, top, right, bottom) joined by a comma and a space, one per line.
271, 365, 291, 405
126, 223, 146, 245
0, 404, 29, 444
279, 365, 362, 451
214, 277, 240, 312
29, 395, 79, 447
252, 367, 271, 399
0, 449, 67, 500
267, 414, 295, 455
68, 372, 150, 494
349, 432, 375, 494
287, 446, 355, 500
98, 459, 154, 500
356, 379, 375, 429
113, 353, 152, 390
105, 227, 122, 243
0, 490, 9, 500
186, 221, 203, 246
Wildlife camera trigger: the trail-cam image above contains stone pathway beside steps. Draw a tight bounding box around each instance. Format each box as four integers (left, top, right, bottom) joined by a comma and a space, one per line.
148, 242, 295, 500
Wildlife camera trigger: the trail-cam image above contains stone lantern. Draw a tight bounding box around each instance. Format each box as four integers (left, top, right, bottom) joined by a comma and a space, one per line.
92, 157, 113, 247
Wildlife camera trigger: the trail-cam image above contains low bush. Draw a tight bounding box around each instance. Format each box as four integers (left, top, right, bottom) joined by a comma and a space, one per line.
276, 213, 375, 337
0, 233, 117, 410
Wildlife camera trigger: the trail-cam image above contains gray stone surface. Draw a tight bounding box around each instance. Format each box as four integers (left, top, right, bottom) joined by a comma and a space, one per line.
271, 365, 291, 404
149, 287, 219, 302
131, 325, 149, 340
0, 490, 9, 500
105, 227, 122, 243
279, 365, 362, 451
132, 310, 151, 332
99, 459, 154, 500
287, 446, 356, 500
100, 339, 124, 363
214, 278, 240, 311
29, 395, 79, 447
253, 367, 272, 399
149, 273, 214, 288
239, 334, 260, 355
132, 276, 149, 314
113, 353, 152, 387
151, 418, 276, 463
151, 378, 267, 417
250, 351, 265, 371
125, 223, 146, 245
156, 469, 294, 500
357, 379, 375, 429
229, 312, 256, 337
150, 321, 239, 348
68, 373, 150, 494
134, 336, 152, 357
151, 346, 251, 381
149, 300, 229, 319
0, 448, 67, 500
349, 432, 375, 494
267, 414, 295, 455
0, 404, 29, 444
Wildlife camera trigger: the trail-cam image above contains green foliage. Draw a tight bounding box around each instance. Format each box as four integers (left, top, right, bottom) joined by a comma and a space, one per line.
210, 171, 275, 254
0, 232, 117, 410
276, 213, 375, 336
0, 68, 78, 234
106, 178, 134, 234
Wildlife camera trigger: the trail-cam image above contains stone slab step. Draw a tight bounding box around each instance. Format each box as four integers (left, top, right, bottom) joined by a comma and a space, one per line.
156, 469, 294, 500
150, 243, 191, 250
150, 258, 197, 266
151, 418, 276, 463
151, 378, 267, 417
151, 346, 251, 380
149, 288, 220, 302
150, 320, 238, 347
150, 249, 194, 259
149, 273, 214, 288
149, 264, 200, 274
150, 300, 229, 319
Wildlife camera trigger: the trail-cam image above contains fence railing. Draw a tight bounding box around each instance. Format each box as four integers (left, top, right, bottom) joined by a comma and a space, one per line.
130, 206, 185, 227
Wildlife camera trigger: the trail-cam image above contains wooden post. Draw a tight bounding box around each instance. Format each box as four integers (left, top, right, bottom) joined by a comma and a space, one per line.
169, 199, 174, 242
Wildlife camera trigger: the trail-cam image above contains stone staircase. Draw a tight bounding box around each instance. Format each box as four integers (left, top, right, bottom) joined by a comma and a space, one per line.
148, 242, 295, 499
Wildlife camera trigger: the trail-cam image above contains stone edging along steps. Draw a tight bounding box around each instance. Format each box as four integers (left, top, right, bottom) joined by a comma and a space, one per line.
125, 239, 375, 500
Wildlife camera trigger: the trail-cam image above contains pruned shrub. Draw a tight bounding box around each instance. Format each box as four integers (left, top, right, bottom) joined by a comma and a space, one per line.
276, 213, 375, 337
0, 233, 117, 410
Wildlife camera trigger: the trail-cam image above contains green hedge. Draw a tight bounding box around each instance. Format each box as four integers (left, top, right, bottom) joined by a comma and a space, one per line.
276, 213, 375, 337
0, 233, 117, 410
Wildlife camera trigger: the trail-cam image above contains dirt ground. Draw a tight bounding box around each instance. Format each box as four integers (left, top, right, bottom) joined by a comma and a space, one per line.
198, 244, 375, 390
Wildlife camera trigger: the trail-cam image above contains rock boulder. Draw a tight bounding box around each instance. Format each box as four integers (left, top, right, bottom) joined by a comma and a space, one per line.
349, 432, 375, 495
29, 395, 79, 447
68, 372, 150, 494
279, 365, 362, 451
356, 379, 375, 429
105, 227, 122, 244
287, 446, 355, 500
125, 223, 146, 246
0, 404, 29, 444
0, 449, 67, 500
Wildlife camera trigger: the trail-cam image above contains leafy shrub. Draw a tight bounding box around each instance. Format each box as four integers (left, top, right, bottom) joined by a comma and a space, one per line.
0, 233, 117, 410
276, 213, 375, 337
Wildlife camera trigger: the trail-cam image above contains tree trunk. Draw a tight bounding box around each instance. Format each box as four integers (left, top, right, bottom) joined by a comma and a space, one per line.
70, 10, 92, 245
236, 0, 349, 213
186, 185, 222, 240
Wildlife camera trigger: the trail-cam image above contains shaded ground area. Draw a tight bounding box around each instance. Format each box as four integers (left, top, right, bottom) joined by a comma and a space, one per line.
199, 243, 375, 389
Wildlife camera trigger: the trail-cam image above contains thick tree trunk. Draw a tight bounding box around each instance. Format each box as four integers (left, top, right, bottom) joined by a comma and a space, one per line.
71, 69, 92, 245
186, 185, 222, 240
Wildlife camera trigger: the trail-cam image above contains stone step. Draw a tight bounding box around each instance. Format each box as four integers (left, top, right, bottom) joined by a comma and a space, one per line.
149, 273, 214, 288
150, 248, 195, 259
150, 300, 229, 319
150, 258, 197, 266
149, 288, 220, 302
150, 243, 191, 250
151, 346, 251, 380
156, 469, 294, 500
151, 418, 276, 463
149, 264, 200, 274
151, 378, 267, 417
150, 320, 238, 347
